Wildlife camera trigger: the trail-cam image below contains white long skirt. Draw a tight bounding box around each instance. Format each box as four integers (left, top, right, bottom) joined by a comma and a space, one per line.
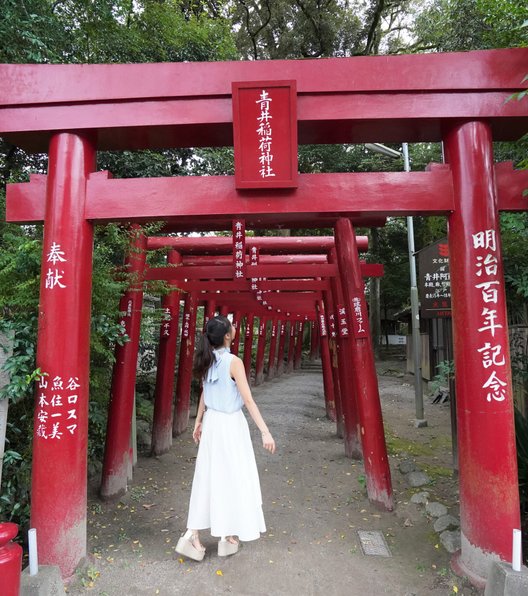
186, 408, 266, 542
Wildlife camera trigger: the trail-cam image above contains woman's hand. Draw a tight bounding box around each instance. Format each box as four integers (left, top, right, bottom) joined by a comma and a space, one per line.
262, 431, 276, 454
193, 422, 202, 444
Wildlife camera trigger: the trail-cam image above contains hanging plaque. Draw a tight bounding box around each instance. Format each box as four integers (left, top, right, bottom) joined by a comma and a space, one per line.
232, 80, 298, 189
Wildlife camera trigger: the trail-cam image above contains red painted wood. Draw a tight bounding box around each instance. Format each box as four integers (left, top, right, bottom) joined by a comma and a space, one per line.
243, 313, 255, 378
4, 50, 523, 106
174, 280, 329, 292
276, 321, 288, 377
294, 321, 304, 370
148, 235, 369, 253
30, 132, 95, 577
445, 121, 520, 582
233, 81, 297, 189
204, 299, 216, 330
231, 311, 242, 357
286, 322, 296, 373
8, 166, 526, 226
267, 319, 279, 380
2, 49, 526, 151
85, 172, 454, 225
254, 318, 268, 386
100, 226, 146, 500
323, 293, 343, 437
0, 522, 22, 594
151, 250, 182, 456
173, 292, 198, 436
335, 219, 393, 511
145, 263, 337, 281
316, 301, 336, 422
310, 320, 320, 361
328, 249, 362, 459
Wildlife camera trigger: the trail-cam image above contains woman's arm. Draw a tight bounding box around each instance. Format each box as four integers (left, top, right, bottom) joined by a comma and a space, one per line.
193, 391, 205, 444
230, 357, 276, 454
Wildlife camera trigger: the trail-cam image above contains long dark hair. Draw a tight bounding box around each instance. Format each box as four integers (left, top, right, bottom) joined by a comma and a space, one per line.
193, 315, 232, 380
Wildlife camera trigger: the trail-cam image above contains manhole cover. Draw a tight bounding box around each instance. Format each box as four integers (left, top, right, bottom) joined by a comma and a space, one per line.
357, 530, 392, 557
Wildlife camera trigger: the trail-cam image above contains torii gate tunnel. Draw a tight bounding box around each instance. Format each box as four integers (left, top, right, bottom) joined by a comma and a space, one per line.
1, 48, 528, 586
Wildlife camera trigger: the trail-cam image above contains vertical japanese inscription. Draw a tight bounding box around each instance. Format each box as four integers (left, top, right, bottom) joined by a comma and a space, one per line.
233, 219, 246, 279
232, 80, 298, 189
472, 229, 507, 403
36, 373, 80, 440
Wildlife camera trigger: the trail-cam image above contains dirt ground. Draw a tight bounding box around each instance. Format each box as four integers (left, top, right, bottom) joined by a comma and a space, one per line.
67, 356, 481, 596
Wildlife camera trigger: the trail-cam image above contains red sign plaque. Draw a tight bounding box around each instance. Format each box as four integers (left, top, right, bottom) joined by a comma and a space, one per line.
232, 80, 298, 189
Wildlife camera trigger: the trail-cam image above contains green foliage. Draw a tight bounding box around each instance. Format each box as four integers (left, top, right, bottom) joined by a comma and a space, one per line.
429, 359, 455, 394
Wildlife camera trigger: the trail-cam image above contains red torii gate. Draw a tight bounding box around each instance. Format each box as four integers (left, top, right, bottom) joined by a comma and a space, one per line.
102, 234, 380, 484
1, 48, 528, 585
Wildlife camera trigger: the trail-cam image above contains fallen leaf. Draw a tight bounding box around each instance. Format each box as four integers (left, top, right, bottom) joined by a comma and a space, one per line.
216, 569, 223, 576
142, 503, 155, 509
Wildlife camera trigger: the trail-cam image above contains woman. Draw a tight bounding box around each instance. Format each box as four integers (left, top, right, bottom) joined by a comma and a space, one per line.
176, 315, 276, 561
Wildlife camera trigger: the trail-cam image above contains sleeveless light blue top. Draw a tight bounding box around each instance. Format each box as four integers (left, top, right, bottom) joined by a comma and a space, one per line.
203, 347, 244, 414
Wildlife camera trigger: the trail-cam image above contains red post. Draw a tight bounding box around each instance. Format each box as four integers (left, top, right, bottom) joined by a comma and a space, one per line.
276, 321, 288, 376
31, 132, 95, 576
286, 322, 296, 373
0, 523, 22, 596
266, 319, 279, 380
254, 317, 268, 385
220, 305, 229, 317
204, 299, 216, 330
100, 226, 146, 499
309, 321, 320, 360
322, 292, 344, 437
231, 310, 242, 356
243, 313, 255, 379
334, 218, 393, 510
294, 321, 304, 369
151, 250, 182, 456
329, 249, 362, 459
445, 121, 520, 584
316, 301, 337, 421
173, 291, 198, 436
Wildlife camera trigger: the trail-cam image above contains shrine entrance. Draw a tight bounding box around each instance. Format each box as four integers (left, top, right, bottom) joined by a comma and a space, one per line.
1, 47, 528, 587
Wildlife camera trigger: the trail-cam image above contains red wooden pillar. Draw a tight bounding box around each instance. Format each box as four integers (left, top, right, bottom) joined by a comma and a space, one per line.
243, 313, 255, 378
277, 320, 288, 376
173, 291, 199, 436
31, 132, 95, 576
323, 292, 344, 437
266, 319, 279, 380
151, 250, 182, 456
204, 299, 216, 330
286, 322, 296, 373
316, 301, 337, 422
254, 318, 268, 385
220, 305, 229, 317
231, 310, 242, 356
445, 121, 520, 584
100, 225, 146, 499
335, 219, 393, 510
310, 321, 320, 360
294, 321, 304, 370
329, 249, 362, 459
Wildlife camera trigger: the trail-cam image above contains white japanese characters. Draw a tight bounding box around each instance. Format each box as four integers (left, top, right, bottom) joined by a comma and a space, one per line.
472, 229, 507, 403
256, 90, 275, 179
45, 241, 67, 289
36, 373, 80, 440
351, 296, 366, 337
337, 304, 350, 338
233, 220, 246, 279
162, 306, 172, 337
182, 311, 191, 339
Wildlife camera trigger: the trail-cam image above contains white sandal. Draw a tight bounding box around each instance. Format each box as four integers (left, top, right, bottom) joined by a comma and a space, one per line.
176, 530, 205, 562
218, 536, 239, 557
